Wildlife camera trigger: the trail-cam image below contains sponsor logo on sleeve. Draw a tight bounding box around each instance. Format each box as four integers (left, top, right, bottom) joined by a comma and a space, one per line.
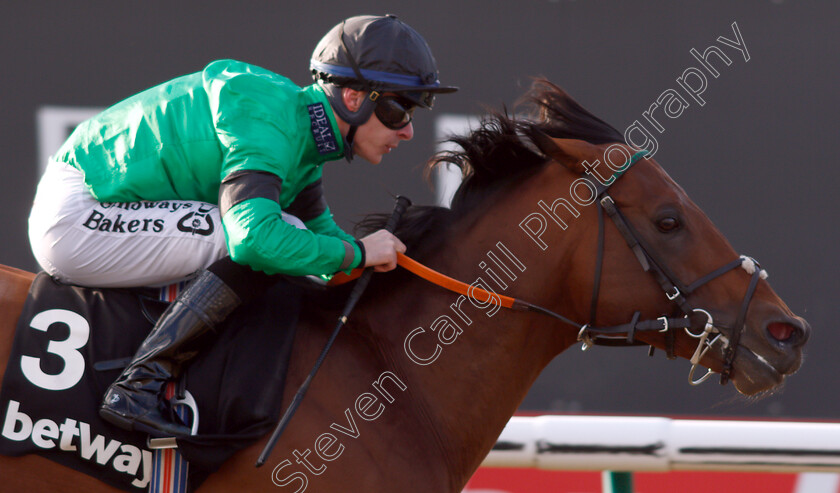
307, 103, 338, 155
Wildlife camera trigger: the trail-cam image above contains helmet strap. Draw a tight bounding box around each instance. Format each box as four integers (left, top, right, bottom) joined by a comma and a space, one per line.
321, 83, 378, 127
344, 125, 357, 162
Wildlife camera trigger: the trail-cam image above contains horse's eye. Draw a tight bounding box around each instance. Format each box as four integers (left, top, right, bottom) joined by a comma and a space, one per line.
657, 217, 680, 233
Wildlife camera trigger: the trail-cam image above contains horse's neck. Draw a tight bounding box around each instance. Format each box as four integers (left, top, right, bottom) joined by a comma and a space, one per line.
0, 265, 35, 310
0, 265, 36, 384
362, 197, 587, 487
353, 295, 553, 488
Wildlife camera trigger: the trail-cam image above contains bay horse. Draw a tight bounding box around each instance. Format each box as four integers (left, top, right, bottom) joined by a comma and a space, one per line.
0, 80, 809, 492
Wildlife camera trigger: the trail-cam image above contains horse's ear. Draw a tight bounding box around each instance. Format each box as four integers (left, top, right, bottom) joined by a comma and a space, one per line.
529, 132, 602, 174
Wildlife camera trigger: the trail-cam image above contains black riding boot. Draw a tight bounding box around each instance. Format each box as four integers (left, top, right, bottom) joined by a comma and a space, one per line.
99, 269, 240, 437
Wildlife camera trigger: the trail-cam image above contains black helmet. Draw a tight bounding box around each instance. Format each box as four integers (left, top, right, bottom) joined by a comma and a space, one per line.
311, 14, 457, 112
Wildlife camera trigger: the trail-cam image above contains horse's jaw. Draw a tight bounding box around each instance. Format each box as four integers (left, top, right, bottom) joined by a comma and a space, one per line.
730, 348, 786, 396
729, 341, 809, 396
691, 330, 803, 396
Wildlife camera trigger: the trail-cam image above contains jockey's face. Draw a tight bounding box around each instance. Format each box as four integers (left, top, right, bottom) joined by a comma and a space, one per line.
340, 89, 415, 164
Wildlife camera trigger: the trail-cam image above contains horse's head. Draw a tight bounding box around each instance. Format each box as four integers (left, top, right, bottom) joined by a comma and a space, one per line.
531, 134, 810, 396
418, 80, 808, 397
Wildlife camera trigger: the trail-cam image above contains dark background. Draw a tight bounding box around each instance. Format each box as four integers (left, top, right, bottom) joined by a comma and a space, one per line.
2, 1, 837, 419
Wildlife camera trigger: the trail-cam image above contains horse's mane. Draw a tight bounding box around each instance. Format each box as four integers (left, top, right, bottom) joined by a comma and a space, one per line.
356, 79, 623, 256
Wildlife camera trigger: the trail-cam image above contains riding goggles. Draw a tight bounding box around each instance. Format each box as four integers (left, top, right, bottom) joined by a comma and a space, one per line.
372, 94, 416, 130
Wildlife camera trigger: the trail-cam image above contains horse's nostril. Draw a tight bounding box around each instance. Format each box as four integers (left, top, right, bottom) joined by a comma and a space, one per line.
767, 322, 798, 343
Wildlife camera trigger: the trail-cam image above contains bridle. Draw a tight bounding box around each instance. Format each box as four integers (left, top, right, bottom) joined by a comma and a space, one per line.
581, 150, 766, 385
332, 151, 767, 386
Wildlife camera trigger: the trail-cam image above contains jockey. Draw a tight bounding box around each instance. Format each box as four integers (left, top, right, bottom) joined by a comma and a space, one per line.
27, 14, 456, 437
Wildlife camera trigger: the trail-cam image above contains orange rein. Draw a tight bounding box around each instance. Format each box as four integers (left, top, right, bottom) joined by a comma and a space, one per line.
328, 252, 517, 309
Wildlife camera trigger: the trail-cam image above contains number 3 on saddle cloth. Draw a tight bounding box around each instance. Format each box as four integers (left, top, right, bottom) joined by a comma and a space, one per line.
0, 273, 301, 491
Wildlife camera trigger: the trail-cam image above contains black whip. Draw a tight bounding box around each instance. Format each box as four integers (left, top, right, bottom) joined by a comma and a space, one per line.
256, 195, 411, 467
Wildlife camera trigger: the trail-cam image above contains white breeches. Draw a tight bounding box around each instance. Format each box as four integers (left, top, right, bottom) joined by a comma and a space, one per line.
28, 160, 304, 288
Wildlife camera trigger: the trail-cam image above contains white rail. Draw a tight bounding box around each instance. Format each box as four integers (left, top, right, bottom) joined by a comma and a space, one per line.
482, 416, 840, 473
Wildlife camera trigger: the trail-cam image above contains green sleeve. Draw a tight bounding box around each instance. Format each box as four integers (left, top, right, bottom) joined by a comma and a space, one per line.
304, 208, 355, 242
223, 198, 361, 276
304, 208, 363, 272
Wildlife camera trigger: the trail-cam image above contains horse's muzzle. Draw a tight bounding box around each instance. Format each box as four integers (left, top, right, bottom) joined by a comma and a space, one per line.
729, 307, 810, 395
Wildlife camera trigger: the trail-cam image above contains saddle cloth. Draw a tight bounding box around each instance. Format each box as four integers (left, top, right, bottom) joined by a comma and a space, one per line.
0, 273, 300, 491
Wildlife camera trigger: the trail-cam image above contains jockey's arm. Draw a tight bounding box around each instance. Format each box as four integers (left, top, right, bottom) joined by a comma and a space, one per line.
220, 183, 362, 276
